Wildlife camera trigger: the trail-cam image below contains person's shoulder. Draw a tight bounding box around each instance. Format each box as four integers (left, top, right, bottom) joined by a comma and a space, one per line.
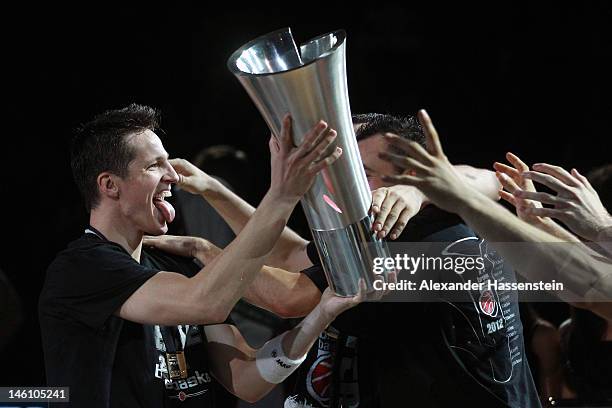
53, 233, 126, 260
47, 234, 129, 275
41, 234, 134, 313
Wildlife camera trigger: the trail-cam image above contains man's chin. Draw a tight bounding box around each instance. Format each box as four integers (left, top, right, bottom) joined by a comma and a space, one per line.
145, 223, 168, 236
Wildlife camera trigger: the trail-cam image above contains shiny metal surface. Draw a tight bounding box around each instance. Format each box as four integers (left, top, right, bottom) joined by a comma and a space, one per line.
312, 216, 391, 297
228, 28, 392, 296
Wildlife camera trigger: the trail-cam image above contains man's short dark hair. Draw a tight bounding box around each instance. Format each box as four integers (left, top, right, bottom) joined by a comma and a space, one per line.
71, 103, 161, 212
352, 113, 425, 172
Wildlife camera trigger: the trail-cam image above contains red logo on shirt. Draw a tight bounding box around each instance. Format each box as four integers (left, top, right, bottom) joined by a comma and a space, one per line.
307, 354, 333, 406
479, 290, 497, 317
178, 391, 186, 401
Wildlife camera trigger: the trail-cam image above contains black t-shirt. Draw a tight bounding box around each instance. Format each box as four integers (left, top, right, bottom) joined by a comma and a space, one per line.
290, 208, 540, 408
39, 229, 217, 408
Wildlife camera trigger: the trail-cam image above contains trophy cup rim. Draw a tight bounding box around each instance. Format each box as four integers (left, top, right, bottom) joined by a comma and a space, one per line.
227, 27, 346, 77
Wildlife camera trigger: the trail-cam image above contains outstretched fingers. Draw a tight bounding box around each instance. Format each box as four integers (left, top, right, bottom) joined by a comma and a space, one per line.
382, 174, 422, 186
571, 168, 595, 192
269, 134, 280, 154
307, 146, 342, 174
278, 114, 294, 154
379, 151, 429, 174
499, 190, 517, 206
301, 127, 338, 165
384, 134, 432, 165
495, 169, 521, 193
519, 206, 567, 220
295, 120, 330, 159
514, 190, 560, 205
531, 163, 581, 188
522, 170, 573, 195
506, 152, 530, 173
417, 109, 444, 156
493, 162, 522, 185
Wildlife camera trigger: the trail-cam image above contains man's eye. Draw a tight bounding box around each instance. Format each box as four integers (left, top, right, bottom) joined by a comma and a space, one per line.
148, 163, 159, 169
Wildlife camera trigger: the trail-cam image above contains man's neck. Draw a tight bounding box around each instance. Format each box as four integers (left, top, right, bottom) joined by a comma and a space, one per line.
90, 210, 143, 262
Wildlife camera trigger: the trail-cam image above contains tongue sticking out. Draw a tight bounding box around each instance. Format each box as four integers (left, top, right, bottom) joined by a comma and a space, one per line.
154, 199, 176, 224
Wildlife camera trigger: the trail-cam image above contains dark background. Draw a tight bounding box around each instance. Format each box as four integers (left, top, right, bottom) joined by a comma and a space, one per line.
2, 2, 610, 385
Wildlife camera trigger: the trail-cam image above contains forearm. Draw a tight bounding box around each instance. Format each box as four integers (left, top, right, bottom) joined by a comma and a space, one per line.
242, 266, 321, 318
211, 303, 334, 403
199, 177, 255, 235
190, 190, 298, 319
537, 218, 582, 243
595, 224, 612, 256
233, 303, 333, 402
280, 302, 333, 359
534, 219, 609, 260
457, 192, 611, 300
455, 165, 501, 201
201, 178, 310, 269
189, 243, 320, 318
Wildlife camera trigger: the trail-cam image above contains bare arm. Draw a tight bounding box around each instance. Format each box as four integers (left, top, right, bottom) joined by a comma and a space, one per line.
118, 116, 341, 325
205, 285, 363, 403
381, 109, 612, 320
182, 141, 499, 265
242, 266, 322, 318
369, 166, 499, 240
455, 164, 501, 201
451, 194, 612, 319
197, 176, 312, 271
118, 192, 302, 325
142, 234, 322, 319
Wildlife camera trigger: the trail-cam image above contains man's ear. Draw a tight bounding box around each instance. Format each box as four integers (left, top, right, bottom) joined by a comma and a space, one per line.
97, 172, 120, 200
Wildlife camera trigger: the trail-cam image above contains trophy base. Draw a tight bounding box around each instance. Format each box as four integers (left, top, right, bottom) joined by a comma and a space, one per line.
311, 215, 391, 297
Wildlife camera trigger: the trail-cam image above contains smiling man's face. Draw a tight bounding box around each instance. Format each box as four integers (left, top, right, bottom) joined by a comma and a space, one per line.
115, 130, 179, 235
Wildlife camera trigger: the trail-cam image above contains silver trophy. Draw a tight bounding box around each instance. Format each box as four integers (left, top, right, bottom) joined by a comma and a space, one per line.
227, 28, 392, 296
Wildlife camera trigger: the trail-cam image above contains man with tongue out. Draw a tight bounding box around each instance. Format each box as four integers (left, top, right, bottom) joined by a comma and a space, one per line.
39, 104, 366, 408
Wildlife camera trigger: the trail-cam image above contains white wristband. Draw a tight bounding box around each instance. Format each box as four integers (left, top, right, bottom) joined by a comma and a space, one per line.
255, 332, 307, 384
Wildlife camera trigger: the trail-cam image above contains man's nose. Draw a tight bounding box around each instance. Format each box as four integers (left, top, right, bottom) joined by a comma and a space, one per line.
163, 162, 180, 184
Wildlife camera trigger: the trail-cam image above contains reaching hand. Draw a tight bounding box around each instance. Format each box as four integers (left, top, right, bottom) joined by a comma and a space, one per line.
169, 159, 215, 195
494, 152, 551, 228
516, 164, 612, 241
143, 235, 222, 265
318, 279, 367, 321
268, 114, 342, 203
493, 153, 582, 241
370, 185, 428, 239
377, 110, 476, 213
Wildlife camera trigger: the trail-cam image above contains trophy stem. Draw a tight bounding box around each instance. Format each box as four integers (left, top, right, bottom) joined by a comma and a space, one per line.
311, 215, 389, 296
